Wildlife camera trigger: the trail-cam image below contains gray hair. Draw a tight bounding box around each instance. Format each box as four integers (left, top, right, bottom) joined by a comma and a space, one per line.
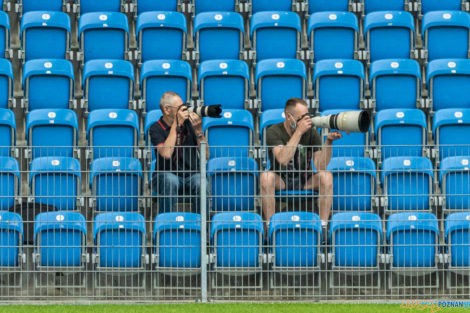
159, 91, 180, 111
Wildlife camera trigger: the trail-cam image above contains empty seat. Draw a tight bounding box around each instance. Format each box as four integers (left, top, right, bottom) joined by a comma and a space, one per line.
327, 157, 376, 211
382, 157, 433, 211
20, 11, 71, 61
370, 59, 421, 111
445, 212, 470, 268
34, 211, 86, 267
140, 60, 192, 112
362, 0, 406, 14
208, 157, 258, 212
251, 11, 301, 61
421, 0, 462, 15
0, 211, 23, 268
153, 212, 201, 268
0, 157, 19, 210
364, 11, 415, 62
137, 0, 178, 14
90, 157, 142, 212
422, 11, 470, 61
0, 109, 15, 157
313, 59, 364, 112
193, 12, 244, 62
260, 109, 285, 145
195, 0, 236, 13
255, 58, 306, 111
252, 0, 293, 13
0, 11, 9, 59
375, 109, 427, 161
308, 0, 349, 14
211, 212, 264, 268
93, 212, 146, 268
308, 12, 358, 63
427, 59, 470, 111
87, 109, 139, 159
0, 59, 13, 109
79, 0, 122, 14
433, 109, 470, 161
144, 109, 162, 160
330, 212, 382, 267
83, 59, 134, 112
22, 59, 74, 111
20, 0, 63, 13
203, 109, 254, 159
440, 156, 470, 212
26, 109, 78, 159
198, 60, 249, 110
78, 12, 129, 62
136, 11, 187, 62
30, 156, 81, 210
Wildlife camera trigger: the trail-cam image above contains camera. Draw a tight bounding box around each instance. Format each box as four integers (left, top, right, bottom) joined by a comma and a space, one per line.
311, 110, 370, 133
180, 104, 222, 118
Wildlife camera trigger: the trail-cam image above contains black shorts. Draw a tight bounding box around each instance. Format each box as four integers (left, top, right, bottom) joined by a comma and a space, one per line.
279, 172, 313, 191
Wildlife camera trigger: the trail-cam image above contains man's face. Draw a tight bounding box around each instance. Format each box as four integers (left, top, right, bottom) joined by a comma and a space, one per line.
287, 103, 309, 129
163, 96, 184, 121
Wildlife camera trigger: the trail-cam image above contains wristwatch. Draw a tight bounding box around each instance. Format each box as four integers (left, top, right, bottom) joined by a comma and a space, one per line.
196, 132, 204, 138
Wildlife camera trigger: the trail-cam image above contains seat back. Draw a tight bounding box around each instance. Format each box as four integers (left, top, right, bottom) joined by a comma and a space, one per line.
79, 0, 122, 14
0, 211, 22, 267
252, 0, 292, 13
421, 0, 461, 14
0, 12, 9, 59
0, 59, 13, 109
308, 0, 349, 13
22, 0, 63, 13
440, 156, 470, 211
0, 157, 19, 210
195, 0, 236, 13
0, 109, 15, 157
446, 212, 470, 267
433, 108, 470, 161
137, 0, 178, 14
363, 0, 405, 13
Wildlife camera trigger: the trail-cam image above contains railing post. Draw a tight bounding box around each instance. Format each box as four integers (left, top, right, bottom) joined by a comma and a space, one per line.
200, 141, 208, 303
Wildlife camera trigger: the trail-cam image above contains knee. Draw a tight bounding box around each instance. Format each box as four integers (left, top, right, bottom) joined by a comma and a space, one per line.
260, 172, 276, 193
160, 173, 180, 188
318, 171, 333, 188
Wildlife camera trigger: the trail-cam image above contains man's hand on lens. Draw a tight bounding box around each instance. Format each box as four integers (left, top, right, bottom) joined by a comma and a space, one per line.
295, 115, 313, 136
177, 105, 190, 125
326, 131, 343, 142
189, 112, 203, 134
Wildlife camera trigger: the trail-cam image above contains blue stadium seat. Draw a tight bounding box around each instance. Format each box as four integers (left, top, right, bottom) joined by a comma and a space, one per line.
78, 12, 129, 62
422, 11, 470, 61
370, 59, 421, 111
20, 11, 71, 61
193, 12, 244, 62
78, 0, 123, 14
382, 157, 433, 211
87, 109, 139, 160
251, 11, 301, 61
420, 0, 462, 15
211, 212, 264, 268
30, 157, 81, 210
208, 157, 258, 212
20, 0, 63, 13
153, 212, 201, 268
195, 0, 236, 13
0, 12, 9, 59
83, 59, 134, 112
313, 59, 364, 112
0, 211, 23, 268
427, 59, 470, 111
260, 109, 285, 145
137, 0, 179, 14
203, 109, 254, 159
327, 157, 376, 211
308, 12, 358, 63
136, 11, 187, 62
255, 58, 306, 112
308, 0, 349, 13
90, 157, 142, 212
330, 212, 382, 267
22, 59, 74, 111
445, 212, 470, 268
440, 156, 470, 212
364, 11, 415, 63
362, 0, 406, 14
198, 60, 249, 110
269, 212, 322, 268
0, 109, 15, 157
34, 211, 86, 267
0, 157, 19, 210
26, 109, 78, 159
0, 59, 13, 109
140, 60, 192, 113
93, 212, 146, 268
252, 0, 293, 13
144, 109, 162, 161
375, 109, 427, 161
433, 109, 470, 161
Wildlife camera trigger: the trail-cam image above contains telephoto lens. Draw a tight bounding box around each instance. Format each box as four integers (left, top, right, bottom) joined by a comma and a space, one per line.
311, 110, 371, 133
187, 104, 222, 118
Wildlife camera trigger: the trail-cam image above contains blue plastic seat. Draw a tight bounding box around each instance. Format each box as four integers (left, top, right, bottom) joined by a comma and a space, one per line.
20, 11, 71, 61
83, 59, 134, 111
251, 11, 301, 61
198, 60, 249, 110
78, 12, 129, 62
0, 109, 15, 157
23, 59, 74, 111
90, 157, 142, 212
421, 0, 462, 15
94, 212, 146, 268
140, 60, 192, 113
87, 109, 139, 160
308, 12, 358, 62
0, 157, 19, 210
78, 0, 122, 14
370, 59, 421, 111
30, 157, 81, 210
260, 109, 285, 145
382, 157, 433, 211
327, 157, 376, 211
0, 59, 13, 109
20, 0, 63, 13
422, 11, 470, 61
255, 58, 306, 112
330, 212, 382, 267
252, 0, 293, 13
26, 109, 78, 159
137, 11, 187, 62
154, 212, 201, 268
364, 11, 415, 63
0, 211, 23, 267
144, 109, 162, 161
445, 212, 470, 268
137, 0, 179, 14
387, 212, 439, 268
0, 12, 9, 59
34, 211, 86, 267
269, 212, 322, 268
433, 109, 470, 161
362, 0, 406, 14
208, 157, 258, 212
427, 59, 470, 111
195, 0, 236, 13
375, 109, 427, 161
308, 0, 349, 13
440, 157, 470, 212
313, 59, 364, 112
211, 212, 264, 268
203, 109, 253, 159
194, 12, 244, 62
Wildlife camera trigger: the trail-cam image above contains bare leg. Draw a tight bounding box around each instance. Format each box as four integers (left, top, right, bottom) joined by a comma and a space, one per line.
304, 171, 334, 222
260, 171, 286, 223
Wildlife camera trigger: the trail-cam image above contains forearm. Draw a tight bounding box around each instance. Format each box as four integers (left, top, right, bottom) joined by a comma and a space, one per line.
274, 132, 303, 165
315, 139, 333, 171
157, 124, 178, 159
196, 134, 210, 160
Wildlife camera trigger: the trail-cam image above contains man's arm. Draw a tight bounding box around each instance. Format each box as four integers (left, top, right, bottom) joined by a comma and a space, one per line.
156, 122, 178, 159
313, 132, 342, 171
272, 116, 312, 166
189, 113, 209, 160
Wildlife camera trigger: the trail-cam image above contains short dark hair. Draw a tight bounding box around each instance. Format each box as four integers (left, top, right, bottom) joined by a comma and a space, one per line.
285, 98, 308, 112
